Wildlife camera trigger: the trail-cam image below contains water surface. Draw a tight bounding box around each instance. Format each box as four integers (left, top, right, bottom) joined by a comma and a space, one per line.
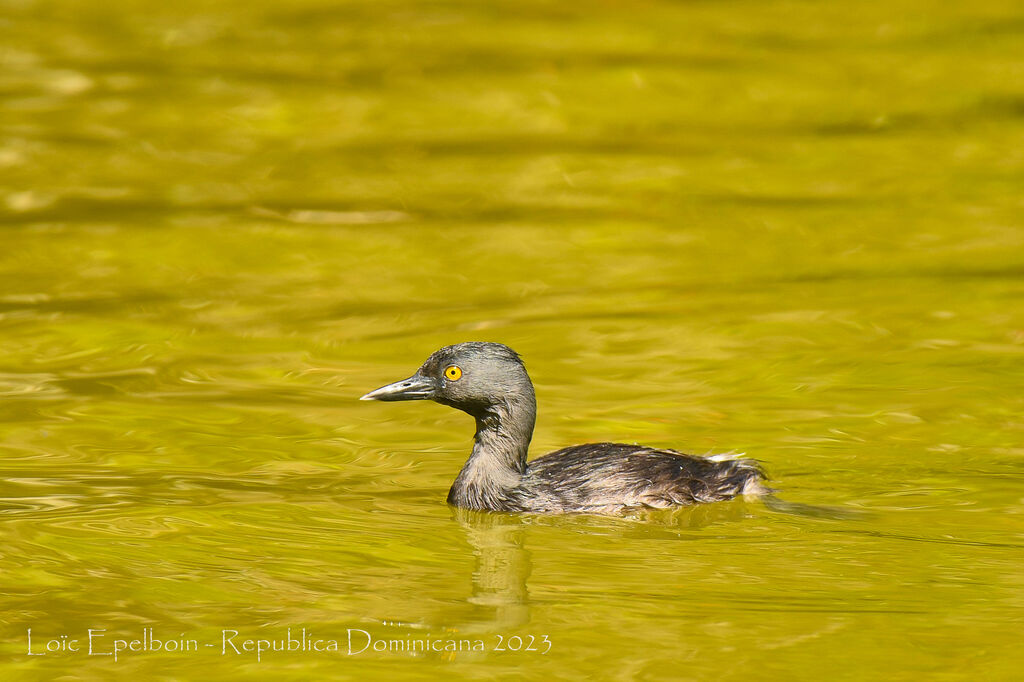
1, 0, 1023, 679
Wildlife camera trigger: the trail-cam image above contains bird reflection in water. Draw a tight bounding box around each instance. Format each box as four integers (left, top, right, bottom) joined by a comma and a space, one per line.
449, 496, 756, 633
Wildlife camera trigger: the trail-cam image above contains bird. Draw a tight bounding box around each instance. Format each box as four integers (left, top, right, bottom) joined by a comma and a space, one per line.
360, 342, 768, 514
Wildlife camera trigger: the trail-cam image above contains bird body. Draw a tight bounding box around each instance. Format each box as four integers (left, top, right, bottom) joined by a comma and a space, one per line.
361, 342, 767, 514
509, 444, 764, 513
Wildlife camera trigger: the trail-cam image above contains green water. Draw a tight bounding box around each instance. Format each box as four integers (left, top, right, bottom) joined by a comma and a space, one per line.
2, 0, 1023, 679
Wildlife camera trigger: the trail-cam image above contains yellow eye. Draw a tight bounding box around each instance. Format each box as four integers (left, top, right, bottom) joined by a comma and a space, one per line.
444, 365, 462, 381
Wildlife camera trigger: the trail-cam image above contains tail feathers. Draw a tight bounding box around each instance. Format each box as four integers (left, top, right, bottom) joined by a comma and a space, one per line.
722, 458, 865, 520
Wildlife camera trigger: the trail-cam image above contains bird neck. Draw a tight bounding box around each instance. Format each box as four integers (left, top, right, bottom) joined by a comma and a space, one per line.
448, 393, 536, 510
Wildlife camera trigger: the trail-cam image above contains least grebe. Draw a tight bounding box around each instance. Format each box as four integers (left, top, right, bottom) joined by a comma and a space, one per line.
361, 342, 767, 514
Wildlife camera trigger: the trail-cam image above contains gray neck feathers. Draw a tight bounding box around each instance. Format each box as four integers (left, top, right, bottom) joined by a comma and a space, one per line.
448, 390, 536, 510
